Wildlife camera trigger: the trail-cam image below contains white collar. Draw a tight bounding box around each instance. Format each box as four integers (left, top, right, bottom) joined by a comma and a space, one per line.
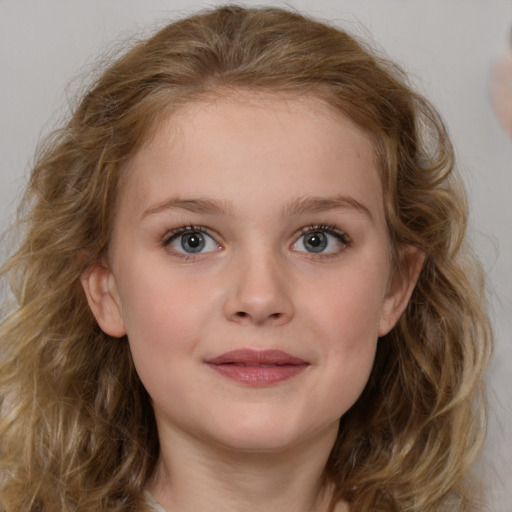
145, 490, 167, 512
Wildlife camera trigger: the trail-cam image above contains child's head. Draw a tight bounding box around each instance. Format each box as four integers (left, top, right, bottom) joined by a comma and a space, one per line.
0, 5, 491, 512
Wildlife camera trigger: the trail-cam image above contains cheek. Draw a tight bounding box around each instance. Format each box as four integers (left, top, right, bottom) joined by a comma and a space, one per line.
301, 263, 387, 405
117, 274, 216, 406
305, 264, 388, 348
115, 265, 219, 358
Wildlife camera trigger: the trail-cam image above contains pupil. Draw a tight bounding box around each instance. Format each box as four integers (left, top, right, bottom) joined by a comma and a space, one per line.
305, 232, 327, 252
181, 232, 205, 253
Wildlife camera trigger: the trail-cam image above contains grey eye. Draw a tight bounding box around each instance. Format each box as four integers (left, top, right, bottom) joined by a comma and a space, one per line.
167, 229, 219, 254
292, 228, 348, 254
302, 231, 328, 253
181, 232, 206, 253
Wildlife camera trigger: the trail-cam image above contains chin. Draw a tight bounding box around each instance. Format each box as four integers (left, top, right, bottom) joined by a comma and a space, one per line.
203, 414, 340, 455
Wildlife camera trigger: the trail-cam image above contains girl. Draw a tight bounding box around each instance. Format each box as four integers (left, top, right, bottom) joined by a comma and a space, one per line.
0, 5, 492, 512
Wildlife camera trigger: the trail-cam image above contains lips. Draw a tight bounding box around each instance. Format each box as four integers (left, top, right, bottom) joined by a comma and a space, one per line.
205, 349, 309, 385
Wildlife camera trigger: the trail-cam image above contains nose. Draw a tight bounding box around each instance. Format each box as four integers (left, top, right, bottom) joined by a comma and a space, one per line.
223, 250, 294, 326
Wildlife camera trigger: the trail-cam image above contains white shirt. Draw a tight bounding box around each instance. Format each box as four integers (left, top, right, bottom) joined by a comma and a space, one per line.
145, 491, 167, 512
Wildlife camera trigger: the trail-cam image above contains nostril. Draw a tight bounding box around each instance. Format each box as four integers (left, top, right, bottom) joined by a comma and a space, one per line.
229, 308, 291, 325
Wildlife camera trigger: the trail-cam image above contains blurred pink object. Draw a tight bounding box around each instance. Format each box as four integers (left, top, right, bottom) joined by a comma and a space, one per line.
490, 32, 512, 138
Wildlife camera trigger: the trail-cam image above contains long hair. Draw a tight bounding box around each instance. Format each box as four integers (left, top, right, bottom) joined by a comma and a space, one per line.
0, 6, 492, 512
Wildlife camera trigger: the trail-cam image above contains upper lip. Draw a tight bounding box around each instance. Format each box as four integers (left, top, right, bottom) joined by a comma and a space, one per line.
205, 349, 308, 366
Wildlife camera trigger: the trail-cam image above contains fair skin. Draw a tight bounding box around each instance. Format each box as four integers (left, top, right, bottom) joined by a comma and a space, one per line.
83, 93, 422, 512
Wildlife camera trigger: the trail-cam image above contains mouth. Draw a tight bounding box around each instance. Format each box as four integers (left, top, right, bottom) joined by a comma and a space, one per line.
205, 349, 309, 386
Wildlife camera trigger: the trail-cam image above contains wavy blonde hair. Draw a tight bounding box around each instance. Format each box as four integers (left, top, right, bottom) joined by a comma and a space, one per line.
0, 6, 492, 512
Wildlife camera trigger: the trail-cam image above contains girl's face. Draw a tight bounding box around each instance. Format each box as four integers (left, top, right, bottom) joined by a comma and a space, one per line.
84, 94, 418, 453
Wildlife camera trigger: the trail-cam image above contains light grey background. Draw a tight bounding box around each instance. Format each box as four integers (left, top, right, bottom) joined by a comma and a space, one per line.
1, 1, 511, 509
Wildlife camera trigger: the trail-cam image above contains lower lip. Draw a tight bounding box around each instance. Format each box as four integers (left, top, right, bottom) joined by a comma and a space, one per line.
206, 363, 309, 385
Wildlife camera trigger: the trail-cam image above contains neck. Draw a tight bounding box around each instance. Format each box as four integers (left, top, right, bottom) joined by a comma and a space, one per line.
146, 423, 347, 512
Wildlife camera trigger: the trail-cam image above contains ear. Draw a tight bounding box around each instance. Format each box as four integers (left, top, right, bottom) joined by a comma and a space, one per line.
378, 245, 425, 337
81, 263, 127, 338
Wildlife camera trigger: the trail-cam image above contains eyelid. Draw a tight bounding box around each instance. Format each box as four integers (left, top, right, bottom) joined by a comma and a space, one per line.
291, 224, 351, 255
296, 224, 350, 241
161, 223, 350, 257
163, 225, 222, 254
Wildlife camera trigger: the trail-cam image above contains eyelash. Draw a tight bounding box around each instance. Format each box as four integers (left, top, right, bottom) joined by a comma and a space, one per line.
162, 225, 219, 252
295, 224, 351, 250
162, 223, 351, 256
163, 225, 210, 243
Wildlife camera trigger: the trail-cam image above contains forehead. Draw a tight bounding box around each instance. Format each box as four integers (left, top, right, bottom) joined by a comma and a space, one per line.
118, 92, 383, 224
141, 89, 377, 163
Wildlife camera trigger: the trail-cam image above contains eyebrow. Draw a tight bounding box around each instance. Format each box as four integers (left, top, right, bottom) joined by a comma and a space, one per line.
283, 195, 374, 221
141, 194, 373, 221
141, 197, 235, 219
